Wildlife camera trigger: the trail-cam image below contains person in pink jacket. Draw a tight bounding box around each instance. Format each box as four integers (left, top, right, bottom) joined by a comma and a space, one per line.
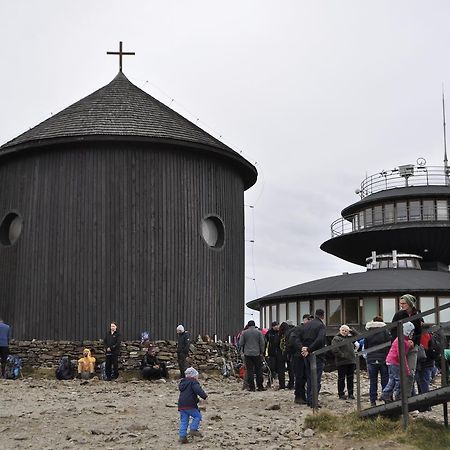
381, 321, 415, 403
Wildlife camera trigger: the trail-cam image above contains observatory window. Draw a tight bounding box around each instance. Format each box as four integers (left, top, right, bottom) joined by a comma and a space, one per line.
288, 302, 298, 325
420, 297, 436, 323
328, 299, 341, 325
299, 301, 310, 321
362, 297, 379, 324
271, 305, 277, 324
0, 212, 23, 246
373, 205, 383, 225
201, 216, 225, 248
422, 200, 435, 221
358, 211, 365, 229
344, 298, 359, 324
313, 300, 326, 320
364, 208, 373, 228
279, 303, 287, 322
437, 200, 449, 221
384, 204, 394, 224
382, 298, 396, 322
409, 200, 421, 221
396, 202, 407, 222
438, 297, 450, 323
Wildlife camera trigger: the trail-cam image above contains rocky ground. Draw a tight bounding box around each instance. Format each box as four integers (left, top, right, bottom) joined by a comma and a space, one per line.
0, 370, 444, 450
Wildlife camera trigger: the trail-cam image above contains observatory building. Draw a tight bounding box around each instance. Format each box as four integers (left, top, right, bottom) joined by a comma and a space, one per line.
0, 63, 257, 340
248, 161, 450, 333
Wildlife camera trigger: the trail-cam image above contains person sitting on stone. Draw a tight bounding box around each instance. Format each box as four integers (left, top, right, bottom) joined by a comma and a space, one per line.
77, 348, 96, 379
141, 346, 168, 381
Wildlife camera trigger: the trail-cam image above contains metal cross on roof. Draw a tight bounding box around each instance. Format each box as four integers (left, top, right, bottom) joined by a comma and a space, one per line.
107, 41, 135, 72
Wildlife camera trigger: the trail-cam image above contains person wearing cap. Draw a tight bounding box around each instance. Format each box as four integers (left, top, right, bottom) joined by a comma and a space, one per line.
141, 346, 167, 381
381, 321, 415, 403
265, 321, 285, 389
239, 320, 266, 391
176, 325, 191, 378
178, 367, 208, 443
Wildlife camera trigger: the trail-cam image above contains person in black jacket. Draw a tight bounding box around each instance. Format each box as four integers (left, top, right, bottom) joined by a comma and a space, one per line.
301, 309, 326, 407
141, 346, 168, 380
177, 324, 191, 378
364, 316, 390, 407
103, 321, 121, 381
265, 321, 285, 389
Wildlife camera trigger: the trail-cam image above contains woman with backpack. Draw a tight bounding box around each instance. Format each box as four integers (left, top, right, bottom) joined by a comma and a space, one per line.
104, 321, 121, 381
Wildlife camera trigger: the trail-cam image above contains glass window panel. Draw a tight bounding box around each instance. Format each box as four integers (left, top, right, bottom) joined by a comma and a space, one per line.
363, 297, 379, 324
344, 298, 359, 324
271, 305, 277, 324
263, 306, 268, 328
328, 299, 342, 325
299, 301, 311, 322
373, 205, 383, 225
380, 260, 389, 269
409, 200, 421, 221
288, 302, 297, 325
437, 200, 449, 221
396, 202, 407, 222
382, 298, 396, 322
352, 215, 359, 231
422, 200, 435, 221
365, 208, 373, 227
398, 259, 407, 268
313, 299, 326, 321
420, 297, 436, 323
358, 211, 365, 229
384, 203, 394, 224
279, 303, 287, 323
439, 297, 450, 323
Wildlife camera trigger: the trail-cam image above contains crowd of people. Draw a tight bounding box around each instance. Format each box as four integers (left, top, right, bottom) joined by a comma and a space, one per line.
237, 294, 447, 410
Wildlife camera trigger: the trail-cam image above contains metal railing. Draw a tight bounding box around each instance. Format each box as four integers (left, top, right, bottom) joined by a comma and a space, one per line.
358, 165, 450, 199
309, 302, 450, 429
330, 204, 450, 237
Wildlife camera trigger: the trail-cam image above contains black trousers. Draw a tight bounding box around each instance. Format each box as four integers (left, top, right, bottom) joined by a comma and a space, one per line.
267, 353, 286, 388
178, 354, 189, 378
0, 346, 8, 377
105, 353, 119, 380
286, 353, 295, 388
337, 363, 355, 396
142, 364, 167, 380
293, 354, 307, 400
244, 355, 264, 390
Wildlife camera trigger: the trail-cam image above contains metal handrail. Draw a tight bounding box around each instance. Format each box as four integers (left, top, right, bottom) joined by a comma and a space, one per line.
330, 205, 450, 237
358, 165, 450, 199
309, 302, 450, 429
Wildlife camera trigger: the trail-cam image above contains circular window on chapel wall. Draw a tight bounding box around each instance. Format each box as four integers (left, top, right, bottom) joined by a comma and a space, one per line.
201, 215, 225, 249
0, 212, 24, 246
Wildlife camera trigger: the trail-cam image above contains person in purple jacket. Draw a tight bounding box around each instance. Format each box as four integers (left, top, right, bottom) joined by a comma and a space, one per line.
0, 318, 11, 378
177, 367, 208, 443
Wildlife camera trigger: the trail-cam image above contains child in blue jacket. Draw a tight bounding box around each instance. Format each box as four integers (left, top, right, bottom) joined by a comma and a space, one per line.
178, 367, 208, 443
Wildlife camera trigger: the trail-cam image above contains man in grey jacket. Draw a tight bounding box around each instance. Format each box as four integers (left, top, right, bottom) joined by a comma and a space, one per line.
239, 320, 266, 391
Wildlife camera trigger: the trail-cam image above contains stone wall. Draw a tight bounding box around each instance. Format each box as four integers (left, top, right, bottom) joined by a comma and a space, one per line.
9, 339, 240, 375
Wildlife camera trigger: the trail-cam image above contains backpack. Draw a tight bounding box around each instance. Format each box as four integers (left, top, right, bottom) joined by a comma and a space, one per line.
5, 355, 22, 380
428, 331, 443, 361
55, 356, 75, 380
286, 326, 299, 355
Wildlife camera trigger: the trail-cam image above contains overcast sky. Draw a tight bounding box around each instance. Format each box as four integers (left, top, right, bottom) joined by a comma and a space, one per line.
2, 1, 450, 324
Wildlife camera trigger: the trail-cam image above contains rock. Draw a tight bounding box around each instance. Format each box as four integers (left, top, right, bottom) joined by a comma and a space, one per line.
265, 404, 281, 410
303, 428, 315, 437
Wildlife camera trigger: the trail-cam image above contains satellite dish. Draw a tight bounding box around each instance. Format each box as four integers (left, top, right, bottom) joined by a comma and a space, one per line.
417, 157, 426, 166
355, 188, 361, 194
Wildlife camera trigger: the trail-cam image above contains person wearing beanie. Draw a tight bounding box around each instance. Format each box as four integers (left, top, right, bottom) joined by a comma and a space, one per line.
381, 321, 415, 403
391, 294, 423, 395
176, 324, 191, 378
239, 320, 266, 391
178, 367, 208, 443
265, 321, 285, 389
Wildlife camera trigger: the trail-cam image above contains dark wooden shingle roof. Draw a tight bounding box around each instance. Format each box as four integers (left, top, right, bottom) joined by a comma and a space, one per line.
1, 71, 257, 188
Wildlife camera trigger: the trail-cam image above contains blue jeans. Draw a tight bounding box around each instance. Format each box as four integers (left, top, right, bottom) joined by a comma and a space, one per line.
304, 356, 324, 405
416, 366, 433, 394
367, 362, 388, 403
383, 364, 401, 399
179, 409, 202, 438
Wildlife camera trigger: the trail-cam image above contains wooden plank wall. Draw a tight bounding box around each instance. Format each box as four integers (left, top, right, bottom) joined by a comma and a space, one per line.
0, 142, 245, 341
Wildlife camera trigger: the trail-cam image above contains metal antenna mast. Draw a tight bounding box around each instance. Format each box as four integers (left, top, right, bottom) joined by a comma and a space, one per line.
443, 85, 450, 185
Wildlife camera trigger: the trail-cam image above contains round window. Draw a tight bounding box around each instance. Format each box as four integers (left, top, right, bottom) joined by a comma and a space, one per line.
201, 216, 225, 248
0, 212, 23, 246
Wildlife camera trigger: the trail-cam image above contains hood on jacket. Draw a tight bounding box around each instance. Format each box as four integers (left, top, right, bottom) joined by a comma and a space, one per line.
365, 320, 387, 330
